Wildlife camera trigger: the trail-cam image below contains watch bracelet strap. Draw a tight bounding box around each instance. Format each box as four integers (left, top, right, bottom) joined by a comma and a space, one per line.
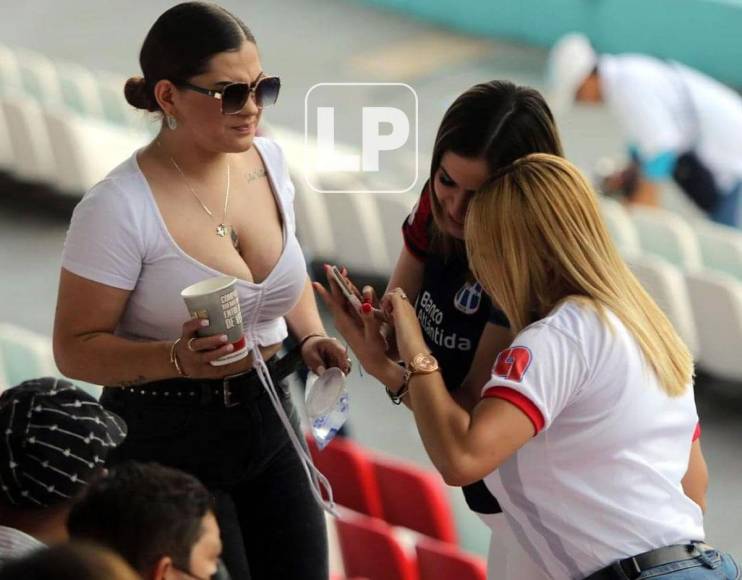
387, 379, 410, 405
385, 361, 408, 405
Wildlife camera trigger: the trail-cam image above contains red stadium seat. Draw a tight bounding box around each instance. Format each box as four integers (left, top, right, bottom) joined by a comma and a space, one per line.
416, 537, 487, 580
372, 455, 457, 544
335, 510, 417, 580
306, 435, 384, 518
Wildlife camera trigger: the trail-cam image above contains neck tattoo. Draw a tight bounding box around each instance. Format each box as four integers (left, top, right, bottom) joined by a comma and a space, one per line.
245, 166, 267, 184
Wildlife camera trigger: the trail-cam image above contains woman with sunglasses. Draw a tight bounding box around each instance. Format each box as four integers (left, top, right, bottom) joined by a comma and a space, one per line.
377, 154, 735, 579
53, 3, 346, 578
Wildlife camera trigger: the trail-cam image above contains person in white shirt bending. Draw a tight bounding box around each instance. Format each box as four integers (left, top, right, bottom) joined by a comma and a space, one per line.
547, 33, 742, 228
374, 154, 739, 579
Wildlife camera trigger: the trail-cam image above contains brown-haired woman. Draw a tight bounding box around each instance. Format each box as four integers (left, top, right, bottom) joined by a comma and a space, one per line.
53, 3, 346, 578
381, 154, 735, 579
317, 80, 562, 578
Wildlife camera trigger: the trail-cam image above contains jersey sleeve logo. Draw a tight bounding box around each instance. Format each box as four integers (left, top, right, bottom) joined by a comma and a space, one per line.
454, 281, 483, 314
492, 347, 532, 382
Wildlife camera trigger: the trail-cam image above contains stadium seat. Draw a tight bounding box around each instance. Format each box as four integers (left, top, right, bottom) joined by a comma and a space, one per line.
42, 108, 148, 196
1, 96, 57, 185
57, 61, 105, 119
0, 44, 22, 95
96, 71, 139, 128
696, 222, 742, 281
307, 436, 384, 518
416, 537, 487, 580
0, 105, 16, 173
628, 206, 702, 271
15, 47, 64, 106
597, 196, 641, 256
372, 454, 458, 544
626, 254, 699, 357
292, 179, 336, 262
685, 270, 742, 381
0, 324, 102, 398
335, 510, 417, 580
376, 193, 414, 264
0, 324, 58, 388
325, 188, 392, 276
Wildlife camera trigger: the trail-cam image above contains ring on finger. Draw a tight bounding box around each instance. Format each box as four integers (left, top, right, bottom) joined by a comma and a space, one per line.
187, 337, 198, 352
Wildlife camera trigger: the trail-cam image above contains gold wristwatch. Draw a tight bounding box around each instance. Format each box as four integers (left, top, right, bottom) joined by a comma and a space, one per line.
404, 352, 440, 383
387, 353, 440, 405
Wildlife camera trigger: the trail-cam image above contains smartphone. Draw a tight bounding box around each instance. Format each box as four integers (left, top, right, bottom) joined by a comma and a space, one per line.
329, 266, 363, 312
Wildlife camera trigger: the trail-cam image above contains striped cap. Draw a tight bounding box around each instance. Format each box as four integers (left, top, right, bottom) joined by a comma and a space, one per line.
0, 378, 127, 508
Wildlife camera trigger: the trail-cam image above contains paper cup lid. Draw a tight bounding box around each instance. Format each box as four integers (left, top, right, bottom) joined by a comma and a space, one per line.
181, 276, 237, 298
305, 367, 347, 417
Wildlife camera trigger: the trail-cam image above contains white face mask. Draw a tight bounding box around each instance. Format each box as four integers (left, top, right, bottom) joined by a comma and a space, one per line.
305, 367, 350, 450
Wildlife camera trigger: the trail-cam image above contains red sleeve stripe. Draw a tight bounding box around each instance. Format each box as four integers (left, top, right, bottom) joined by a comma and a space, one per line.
482, 386, 545, 435
692, 422, 701, 442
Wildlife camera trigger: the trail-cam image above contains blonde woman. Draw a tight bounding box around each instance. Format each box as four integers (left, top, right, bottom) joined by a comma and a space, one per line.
371, 154, 738, 579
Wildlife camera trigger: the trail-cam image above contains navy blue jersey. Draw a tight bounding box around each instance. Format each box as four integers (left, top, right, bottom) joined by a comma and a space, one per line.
402, 184, 507, 514
403, 183, 509, 390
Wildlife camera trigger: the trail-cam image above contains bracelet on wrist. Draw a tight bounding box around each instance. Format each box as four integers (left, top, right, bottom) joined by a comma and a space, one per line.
298, 332, 326, 349
169, 338, 186, 377
386, 382, 409, 405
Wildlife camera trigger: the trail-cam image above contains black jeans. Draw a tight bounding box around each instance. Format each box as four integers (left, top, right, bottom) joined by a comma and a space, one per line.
100, 377, 328, 580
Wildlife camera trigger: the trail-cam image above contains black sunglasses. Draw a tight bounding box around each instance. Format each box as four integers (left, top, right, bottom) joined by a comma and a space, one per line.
174, 76, 280, 115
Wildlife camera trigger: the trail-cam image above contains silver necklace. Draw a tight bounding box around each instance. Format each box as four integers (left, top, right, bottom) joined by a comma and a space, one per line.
159, 142, 239, 250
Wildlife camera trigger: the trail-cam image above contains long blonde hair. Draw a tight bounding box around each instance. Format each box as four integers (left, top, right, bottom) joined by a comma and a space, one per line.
465, 153, 692, 396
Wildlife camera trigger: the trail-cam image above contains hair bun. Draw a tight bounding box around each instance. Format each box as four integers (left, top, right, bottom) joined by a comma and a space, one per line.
124, 76, 158, 112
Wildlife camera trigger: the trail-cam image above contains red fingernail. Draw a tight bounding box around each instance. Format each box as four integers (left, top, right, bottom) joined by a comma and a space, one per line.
361, 303, 373, 314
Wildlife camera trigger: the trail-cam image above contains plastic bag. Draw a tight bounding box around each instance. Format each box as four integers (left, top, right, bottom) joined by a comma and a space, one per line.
305, 367, 350, 450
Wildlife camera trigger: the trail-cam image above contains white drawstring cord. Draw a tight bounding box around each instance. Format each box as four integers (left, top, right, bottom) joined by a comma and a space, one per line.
251, 345, 339, 518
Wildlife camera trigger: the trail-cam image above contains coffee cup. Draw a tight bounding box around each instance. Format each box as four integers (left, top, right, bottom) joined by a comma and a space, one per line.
181, 276, 248, 366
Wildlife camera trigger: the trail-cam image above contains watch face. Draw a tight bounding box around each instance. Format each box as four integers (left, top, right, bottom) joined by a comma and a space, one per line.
413, 353, 438, 372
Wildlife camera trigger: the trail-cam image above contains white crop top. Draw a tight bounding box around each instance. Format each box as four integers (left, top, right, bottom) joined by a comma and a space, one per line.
62, 137, 308, 349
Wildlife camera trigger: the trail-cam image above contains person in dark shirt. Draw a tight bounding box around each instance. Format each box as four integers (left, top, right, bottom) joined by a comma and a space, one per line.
316, 80, 563, 519
317, 81, 564, 577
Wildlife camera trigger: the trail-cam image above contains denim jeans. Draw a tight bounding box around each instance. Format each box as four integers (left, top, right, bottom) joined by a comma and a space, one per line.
100, 378, 328, 580
614, 548, 739, 579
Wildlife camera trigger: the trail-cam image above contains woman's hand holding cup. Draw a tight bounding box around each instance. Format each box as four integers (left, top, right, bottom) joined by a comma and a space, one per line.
175, 317, 243, 378
179, 276, 250, 375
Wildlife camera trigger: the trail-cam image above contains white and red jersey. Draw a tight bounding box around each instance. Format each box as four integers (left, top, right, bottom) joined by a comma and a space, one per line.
481, 300, 704, 580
